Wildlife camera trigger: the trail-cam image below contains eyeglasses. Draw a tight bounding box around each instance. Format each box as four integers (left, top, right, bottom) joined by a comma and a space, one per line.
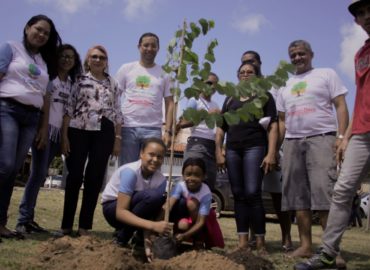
90, 55, 107, 61
239, 70, 255, 76
60, 55, 75, 61
205, 81, 214, 85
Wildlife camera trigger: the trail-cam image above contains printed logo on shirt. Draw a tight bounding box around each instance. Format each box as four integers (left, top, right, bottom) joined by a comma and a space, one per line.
290, 81, 307, 97
136, 75, 151, 89
28, 63, 41, 79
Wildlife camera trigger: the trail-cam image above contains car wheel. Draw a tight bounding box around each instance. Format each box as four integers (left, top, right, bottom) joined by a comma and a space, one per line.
211, 192, 223, 218
359, 208, 366, 219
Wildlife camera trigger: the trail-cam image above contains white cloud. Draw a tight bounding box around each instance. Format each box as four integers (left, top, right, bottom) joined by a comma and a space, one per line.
27, 0, 110, 14
339, 22, 367, 81
122, 0, 155, 21
231, 14, 268, 34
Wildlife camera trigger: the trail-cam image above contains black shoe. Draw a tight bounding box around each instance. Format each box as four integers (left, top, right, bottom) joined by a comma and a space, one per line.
15, 223, 30, 234
51, 229, 72, 238
294, 253, 336, 270
16, 221, 48, 234
28, 221, 48, 233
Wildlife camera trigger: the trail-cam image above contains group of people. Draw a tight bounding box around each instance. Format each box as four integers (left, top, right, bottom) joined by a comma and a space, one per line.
1, 1, 370, 268
0, 16, 173, 241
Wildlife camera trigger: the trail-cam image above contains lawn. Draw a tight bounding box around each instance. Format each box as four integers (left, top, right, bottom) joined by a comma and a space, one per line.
0, 187, 369, 270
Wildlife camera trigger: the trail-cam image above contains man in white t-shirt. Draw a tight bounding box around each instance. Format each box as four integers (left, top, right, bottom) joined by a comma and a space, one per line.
176, 72, 220, 189
276, 40, 349, 259
116, 33, 174, 165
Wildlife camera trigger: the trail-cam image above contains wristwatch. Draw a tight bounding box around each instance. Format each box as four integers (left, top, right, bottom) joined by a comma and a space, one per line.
337, 134, 344, 139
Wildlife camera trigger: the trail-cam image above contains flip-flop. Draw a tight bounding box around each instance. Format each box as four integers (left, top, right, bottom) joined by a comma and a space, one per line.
282, 245, 294, 252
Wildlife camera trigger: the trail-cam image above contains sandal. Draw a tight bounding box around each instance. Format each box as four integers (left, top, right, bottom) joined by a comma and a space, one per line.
282, 245, 294, 253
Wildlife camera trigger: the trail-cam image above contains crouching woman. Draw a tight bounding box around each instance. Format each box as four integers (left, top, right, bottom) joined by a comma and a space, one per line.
101, 137, 173, 246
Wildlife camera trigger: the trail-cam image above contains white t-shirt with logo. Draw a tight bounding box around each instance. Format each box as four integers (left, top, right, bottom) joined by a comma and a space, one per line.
0, 41, 48, 108
186, 97, 219, 140
101, 160, 166, 203
276, 68, 348, 138
115, 61, 172, 128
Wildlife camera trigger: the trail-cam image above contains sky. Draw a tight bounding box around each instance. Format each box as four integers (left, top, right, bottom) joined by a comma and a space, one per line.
1, 0, 367, 114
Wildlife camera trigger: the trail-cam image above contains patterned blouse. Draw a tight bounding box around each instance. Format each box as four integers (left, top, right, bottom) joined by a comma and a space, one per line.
66, 72, 123, 131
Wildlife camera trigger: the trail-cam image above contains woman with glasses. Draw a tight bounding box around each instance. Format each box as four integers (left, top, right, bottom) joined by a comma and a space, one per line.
215, 61, 278, 256
58, 45, 122, 236
15, 44, 82, 235
0, 14, 61, 239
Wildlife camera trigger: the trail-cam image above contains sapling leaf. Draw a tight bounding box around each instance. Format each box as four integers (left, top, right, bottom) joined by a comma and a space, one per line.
184, 87, 200, 99
199, 18, 209, 35
205, 52, 215, 63
224, 111, 240, 126
190, 22, 201, 38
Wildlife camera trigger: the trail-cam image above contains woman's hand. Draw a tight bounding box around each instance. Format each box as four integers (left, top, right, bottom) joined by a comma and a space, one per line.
175, 233, 185, 243
112, 137, 121, 157
216, 151, 226, 173
61, 135, 70, 157
152, 221, 173, 236
261, 153, 276, 175
162, 132, 171, 149
35, 125, 48, 150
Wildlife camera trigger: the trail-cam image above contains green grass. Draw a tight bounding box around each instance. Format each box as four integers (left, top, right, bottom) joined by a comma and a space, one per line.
1, 187, 370, 270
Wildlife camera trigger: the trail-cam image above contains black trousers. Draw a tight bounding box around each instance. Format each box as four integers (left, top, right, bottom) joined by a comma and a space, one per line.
62, 117, 114, 230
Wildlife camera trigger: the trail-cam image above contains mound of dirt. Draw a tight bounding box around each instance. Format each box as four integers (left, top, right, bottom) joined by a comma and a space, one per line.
25, 236, 275, 270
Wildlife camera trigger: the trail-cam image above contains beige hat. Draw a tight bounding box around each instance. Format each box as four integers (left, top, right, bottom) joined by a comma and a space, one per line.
349, 0, 370, 16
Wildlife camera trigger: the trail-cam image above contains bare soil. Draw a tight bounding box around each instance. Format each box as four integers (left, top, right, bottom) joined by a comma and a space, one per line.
25, 235, 275, 270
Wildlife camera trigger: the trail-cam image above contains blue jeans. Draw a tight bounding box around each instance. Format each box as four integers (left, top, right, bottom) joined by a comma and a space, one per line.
17, 139, 59, 224
0, 99, 40, 225
102, 181, 166, 243
184, 136, 217, 189
119, 127, 162, 166
226, 146, 266, 235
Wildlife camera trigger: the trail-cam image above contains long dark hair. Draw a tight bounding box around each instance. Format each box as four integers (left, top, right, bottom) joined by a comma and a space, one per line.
23, 14, 62, 79
56, 44, 82, 83
241, 50, 262, 65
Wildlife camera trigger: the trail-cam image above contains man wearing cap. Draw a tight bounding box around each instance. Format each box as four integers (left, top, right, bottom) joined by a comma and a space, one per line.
277, 40, 349, 259
294, 1, 370, 269
176, 72, 220, 190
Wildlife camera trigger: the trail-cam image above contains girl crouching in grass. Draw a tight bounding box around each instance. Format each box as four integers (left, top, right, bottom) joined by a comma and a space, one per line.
168, 157, 224, 249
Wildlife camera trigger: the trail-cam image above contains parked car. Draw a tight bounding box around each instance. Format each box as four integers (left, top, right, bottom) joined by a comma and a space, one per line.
44, 175, 63, 189
360, 193, 369, 218
211, 172, 275, 217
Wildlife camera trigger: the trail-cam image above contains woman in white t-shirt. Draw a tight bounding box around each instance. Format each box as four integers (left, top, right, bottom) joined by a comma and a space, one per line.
15, 44, 82, 234
0, 14, 61, 239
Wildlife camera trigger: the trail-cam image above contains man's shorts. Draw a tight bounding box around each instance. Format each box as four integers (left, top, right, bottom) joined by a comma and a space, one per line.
281, 133, 337, 211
